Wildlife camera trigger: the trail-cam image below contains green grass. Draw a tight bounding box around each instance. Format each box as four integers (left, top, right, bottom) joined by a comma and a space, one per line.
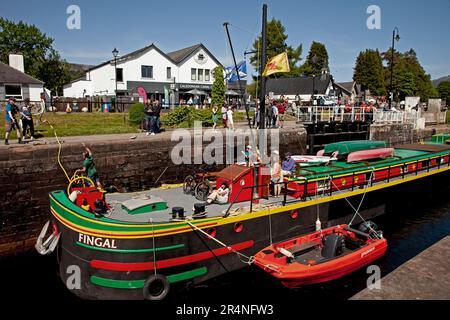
0, 112, 139, 139
0, 109, 265, 139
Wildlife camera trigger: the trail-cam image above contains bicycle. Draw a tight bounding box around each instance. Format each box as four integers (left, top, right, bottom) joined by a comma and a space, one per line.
183, 166, 219, 201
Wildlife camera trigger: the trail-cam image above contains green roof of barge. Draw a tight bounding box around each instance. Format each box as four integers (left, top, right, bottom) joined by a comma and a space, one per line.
432, 133, 450, 144
323, 140, 387, 156
289, 147, 447, 181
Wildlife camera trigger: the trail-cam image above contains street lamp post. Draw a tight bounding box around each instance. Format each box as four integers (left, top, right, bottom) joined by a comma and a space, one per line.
389, 28, 400, 110
112, 47, 119, 112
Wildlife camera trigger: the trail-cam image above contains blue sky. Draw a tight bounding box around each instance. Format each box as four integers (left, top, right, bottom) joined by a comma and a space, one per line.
1, 0, 449, 82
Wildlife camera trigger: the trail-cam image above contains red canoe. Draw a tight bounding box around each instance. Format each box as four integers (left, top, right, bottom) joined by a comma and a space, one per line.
347, 148, 394, 163
253, 225, 387, 288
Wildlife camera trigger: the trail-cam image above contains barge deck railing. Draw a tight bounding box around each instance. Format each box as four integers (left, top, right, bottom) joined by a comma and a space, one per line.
223, 151, 450, 217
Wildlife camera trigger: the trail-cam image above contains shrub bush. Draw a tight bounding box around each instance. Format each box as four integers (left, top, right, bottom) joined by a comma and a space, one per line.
162, 106, 213, 127
128, 103, 145, 124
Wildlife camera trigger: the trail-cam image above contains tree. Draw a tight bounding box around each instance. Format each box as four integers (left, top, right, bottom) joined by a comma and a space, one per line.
300, 42, 329, 77
382, 48, 437, 101
36, 51, 72, 96
353, 49, 386, 96
211, 66, 225, 106
0, 18, 54, 77
0, 18, 73, 95
249, 18, 303, 77
438, 81, 450, 106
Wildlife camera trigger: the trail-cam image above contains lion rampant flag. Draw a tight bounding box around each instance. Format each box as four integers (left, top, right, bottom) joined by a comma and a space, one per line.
262, 52, 290, 77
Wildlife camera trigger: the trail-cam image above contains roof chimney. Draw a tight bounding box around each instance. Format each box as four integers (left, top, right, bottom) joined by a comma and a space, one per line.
9, 54, 25, 73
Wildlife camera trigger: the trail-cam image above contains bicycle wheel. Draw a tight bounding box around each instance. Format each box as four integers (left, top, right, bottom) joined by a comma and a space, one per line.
195, 181, 211, 201
183, 175, 196, 194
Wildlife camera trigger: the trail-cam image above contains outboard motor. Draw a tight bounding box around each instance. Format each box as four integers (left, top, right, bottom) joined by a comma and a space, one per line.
358, 221, 378, 234
322, 234, 344, 259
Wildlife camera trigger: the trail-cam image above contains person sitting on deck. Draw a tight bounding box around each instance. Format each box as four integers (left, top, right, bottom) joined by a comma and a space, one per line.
242, 145, 253, 167
206, 182, 229, 205
282, 152, 296, 176
80, 143, 103, 191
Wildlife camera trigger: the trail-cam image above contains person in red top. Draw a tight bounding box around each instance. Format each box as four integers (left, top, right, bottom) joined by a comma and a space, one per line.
277, 102, 286, 128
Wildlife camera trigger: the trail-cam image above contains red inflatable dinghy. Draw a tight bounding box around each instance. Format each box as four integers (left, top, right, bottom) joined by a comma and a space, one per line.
254, 224, 387, 288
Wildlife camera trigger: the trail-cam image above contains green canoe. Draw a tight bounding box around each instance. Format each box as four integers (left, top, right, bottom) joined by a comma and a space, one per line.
324, 140, 387, 157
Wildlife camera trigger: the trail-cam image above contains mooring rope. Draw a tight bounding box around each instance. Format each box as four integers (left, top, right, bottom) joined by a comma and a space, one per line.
38, 112, 71, 182
327, 169, 382, 238
175, 219, 255, 265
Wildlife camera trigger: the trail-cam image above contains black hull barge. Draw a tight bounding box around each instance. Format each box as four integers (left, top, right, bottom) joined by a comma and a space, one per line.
37, 139, 450, 300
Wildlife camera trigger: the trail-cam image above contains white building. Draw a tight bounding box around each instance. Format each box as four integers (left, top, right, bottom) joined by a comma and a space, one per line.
0, 55, 44, 102
63, 43, 221, 103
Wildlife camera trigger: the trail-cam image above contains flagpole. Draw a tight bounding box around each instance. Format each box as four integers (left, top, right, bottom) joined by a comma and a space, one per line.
259, 4, 267, 130
223, 21, 259, 165
223, 22, 249, 126
258, 3, 268, 166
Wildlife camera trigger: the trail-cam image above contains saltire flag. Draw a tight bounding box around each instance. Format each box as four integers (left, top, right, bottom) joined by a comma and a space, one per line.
225, 61, 247, 83
262, 52, 290, 77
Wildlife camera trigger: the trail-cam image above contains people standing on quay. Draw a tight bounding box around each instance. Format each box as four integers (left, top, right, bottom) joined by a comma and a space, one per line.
144, 100, 154, 136
21, 98, 35, 140
271, 101, 279, 128
212, 105, 219, 132
153, 99, 162, 134
4, 97, 23, 145
277, 101, 285, 128
221, 103, 228, 128
254, 103, 260, 129
227, 106, 235, 131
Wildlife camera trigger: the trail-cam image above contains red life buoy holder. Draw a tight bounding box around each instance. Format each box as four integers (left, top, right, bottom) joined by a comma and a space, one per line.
143, 274, 170, 301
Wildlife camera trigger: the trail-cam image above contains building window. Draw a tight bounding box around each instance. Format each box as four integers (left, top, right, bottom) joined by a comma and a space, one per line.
167, 67, 171, 79
198, 69, 203, 81
205, 69, 210, 81
141, 66, 153, 78
5, 84, 22, 99
116, 68, 124, 82
191, 68, 197, 81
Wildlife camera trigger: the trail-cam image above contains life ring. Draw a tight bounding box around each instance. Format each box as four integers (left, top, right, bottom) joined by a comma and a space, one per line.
35, 220, 60, 255
142, 274, 170, 301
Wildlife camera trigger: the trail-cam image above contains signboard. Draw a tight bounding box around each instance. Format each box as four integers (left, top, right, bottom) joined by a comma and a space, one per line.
178, 83, 212, 90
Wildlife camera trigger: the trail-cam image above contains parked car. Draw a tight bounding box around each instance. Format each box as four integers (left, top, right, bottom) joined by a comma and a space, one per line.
320, 96, 336, 106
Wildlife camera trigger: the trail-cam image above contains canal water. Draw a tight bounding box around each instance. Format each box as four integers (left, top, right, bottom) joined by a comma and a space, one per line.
2, 191, 449, 302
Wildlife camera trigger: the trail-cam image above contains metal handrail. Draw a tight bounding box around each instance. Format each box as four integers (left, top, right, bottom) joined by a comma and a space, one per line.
221, 152, 450, 218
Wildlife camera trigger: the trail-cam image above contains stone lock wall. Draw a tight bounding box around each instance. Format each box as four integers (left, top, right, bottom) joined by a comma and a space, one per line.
0, 128, 307, 255
369, 124, 440, 145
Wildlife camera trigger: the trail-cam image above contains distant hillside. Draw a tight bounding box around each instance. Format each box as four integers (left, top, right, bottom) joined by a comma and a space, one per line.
68, 63, 94, 81
433, 75, 450, 87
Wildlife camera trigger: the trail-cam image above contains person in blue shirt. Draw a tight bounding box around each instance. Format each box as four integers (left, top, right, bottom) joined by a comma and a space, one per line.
282, 152, 296, 176
4, 98, 24, 145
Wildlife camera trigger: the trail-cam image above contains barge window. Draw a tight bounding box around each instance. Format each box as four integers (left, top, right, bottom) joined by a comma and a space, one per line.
317, 180, 330, 192
421, 160, 430, 168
